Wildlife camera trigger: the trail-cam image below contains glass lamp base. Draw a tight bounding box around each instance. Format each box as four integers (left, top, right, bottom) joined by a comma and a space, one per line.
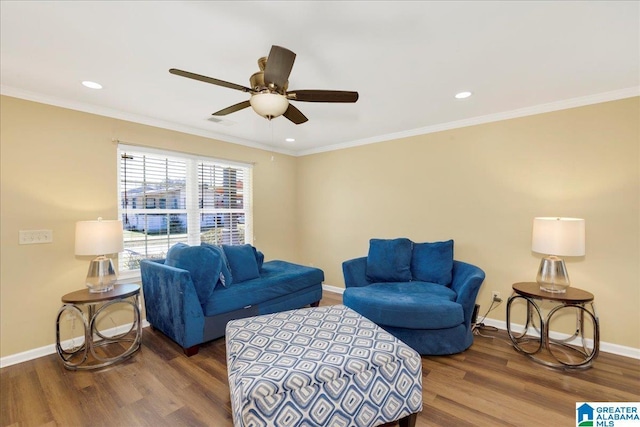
86, 256, 117, 293
536, 256, 570, 293
87, 283, 115, 293
538, 282, 568, 293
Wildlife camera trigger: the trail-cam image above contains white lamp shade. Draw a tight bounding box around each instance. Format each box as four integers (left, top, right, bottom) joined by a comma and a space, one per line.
531, 217, 585, 256
75, 219, 124, 256
250, 93, 289, 118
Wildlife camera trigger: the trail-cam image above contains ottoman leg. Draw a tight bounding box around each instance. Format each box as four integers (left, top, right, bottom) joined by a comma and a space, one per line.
380, 413, 417, 427
399, 412, 418, 427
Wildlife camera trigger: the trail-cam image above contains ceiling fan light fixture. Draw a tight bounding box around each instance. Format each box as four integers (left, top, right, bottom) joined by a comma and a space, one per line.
250, 93, 289, 119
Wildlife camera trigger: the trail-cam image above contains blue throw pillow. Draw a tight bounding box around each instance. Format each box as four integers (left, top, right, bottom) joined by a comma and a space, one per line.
201, 242, 233, 287
411, 240, 454, 285
365, 238, 413, 282
252, 246, 264, 270
222, 244, 261, 283
165, 243, 222, 304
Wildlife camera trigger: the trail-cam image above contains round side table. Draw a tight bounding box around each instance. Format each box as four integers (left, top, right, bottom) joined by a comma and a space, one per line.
55, 284, 142, 370
506, 282, 599, 369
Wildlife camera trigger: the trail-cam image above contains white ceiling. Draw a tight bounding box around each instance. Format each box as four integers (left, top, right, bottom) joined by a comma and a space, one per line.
1, 1, 638, 156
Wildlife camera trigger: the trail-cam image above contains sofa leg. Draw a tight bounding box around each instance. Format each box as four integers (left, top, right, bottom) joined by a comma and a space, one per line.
310, 300, 320, 307
183, 345, 200, 357
399, 413, 418, 427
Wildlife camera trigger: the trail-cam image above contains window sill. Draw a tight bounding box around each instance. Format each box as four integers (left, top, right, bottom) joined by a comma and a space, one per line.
116, 270, 142, 285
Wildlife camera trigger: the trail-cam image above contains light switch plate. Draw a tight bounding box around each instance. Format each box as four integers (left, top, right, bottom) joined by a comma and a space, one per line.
19, 230, 53, 244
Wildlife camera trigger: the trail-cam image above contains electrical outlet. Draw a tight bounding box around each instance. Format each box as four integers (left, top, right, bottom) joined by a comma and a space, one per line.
491, 291, 502, 302
19, 229, 53, 244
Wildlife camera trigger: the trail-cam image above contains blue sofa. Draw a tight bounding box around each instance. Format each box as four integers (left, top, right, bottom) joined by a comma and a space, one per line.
342, 238, 485, 355
141, 243, 324, 355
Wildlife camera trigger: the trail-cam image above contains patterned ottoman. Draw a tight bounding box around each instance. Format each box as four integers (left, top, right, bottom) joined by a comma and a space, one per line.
226, 304, 423, 427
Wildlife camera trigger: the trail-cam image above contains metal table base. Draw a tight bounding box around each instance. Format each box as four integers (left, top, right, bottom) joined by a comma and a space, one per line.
55, 284, 142, 370
506, 282, 599, 370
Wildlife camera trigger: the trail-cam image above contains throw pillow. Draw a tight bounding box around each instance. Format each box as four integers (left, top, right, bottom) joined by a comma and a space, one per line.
365, 238, 413, 282
411, 239, 454, 285
222, 244, 261, 283
201, 242, 233, 287
252, 246, 265, 270
165, 243, 223, 304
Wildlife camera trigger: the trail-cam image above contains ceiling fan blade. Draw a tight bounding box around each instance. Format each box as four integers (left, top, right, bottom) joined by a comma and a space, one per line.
170, 68, 251, 92
287, 90, 359, 103
212, 100, 251, 116
283, 104, 308, 125
264, 46, 296, 90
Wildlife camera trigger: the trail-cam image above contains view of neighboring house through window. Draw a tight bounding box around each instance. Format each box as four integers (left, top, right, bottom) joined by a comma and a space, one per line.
117, 144, 252, 272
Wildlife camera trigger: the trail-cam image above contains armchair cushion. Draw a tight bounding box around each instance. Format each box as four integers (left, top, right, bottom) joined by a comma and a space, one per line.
343, 282, 462, 329
165, 243, 222, 305
366, 238, 413, 282
411, 239, 454, 285
223, 244, 261, 283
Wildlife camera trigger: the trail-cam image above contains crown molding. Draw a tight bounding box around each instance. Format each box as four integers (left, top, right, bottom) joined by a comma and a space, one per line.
296, 86, 640, 156
0, 320, 151, 369
0, 85, 297, 157
3, 85, 637, 158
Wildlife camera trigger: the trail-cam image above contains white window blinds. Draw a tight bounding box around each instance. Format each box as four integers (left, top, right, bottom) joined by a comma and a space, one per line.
117, 144, 253, 272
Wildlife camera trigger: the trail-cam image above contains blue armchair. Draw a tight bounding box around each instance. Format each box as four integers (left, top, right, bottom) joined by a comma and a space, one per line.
342, 239, 485, 355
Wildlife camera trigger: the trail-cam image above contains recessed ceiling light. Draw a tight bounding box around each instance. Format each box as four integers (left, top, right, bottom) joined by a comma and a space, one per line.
285, 138, 295, 142
455, 91, 472, 99
82, 81, 103, 89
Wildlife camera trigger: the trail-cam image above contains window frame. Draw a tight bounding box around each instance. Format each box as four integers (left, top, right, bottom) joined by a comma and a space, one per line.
116, 144, 253, 279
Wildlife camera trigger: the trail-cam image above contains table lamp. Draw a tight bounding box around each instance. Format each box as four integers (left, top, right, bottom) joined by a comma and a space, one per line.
531, 217, 585, 293
75, 218, 124, 293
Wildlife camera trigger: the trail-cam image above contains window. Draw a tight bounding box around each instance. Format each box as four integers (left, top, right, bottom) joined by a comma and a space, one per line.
117, 144, 253, 272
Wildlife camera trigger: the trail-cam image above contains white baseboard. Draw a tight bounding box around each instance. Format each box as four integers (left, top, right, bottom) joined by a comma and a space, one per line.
323, 284, 345, 294
0, 319, 151, 369
3, 290, 638, 367
481, 317, 640, 360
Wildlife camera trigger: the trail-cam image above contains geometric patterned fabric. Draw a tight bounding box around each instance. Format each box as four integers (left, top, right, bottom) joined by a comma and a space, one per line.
226, 305, 423, 427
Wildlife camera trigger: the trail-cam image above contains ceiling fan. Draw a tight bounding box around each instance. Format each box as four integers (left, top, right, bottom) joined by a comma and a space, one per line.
170, 45, 358, 125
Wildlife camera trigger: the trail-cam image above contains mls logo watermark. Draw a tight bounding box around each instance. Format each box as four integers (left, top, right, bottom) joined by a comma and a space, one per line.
577, 402, 640, 427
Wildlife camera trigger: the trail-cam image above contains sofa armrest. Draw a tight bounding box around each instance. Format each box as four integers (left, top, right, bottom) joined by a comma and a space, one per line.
342, 257, 373, 288
140, 259, 205, 349
450, 261, 486, 328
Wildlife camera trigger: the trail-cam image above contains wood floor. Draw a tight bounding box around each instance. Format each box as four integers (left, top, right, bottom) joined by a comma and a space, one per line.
2, 292, 639, 427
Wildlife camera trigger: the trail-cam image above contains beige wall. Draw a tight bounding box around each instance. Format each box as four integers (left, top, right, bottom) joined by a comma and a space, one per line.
1, 95, 639, 358
0, 95, 298, 357
297, 97, 640, 349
